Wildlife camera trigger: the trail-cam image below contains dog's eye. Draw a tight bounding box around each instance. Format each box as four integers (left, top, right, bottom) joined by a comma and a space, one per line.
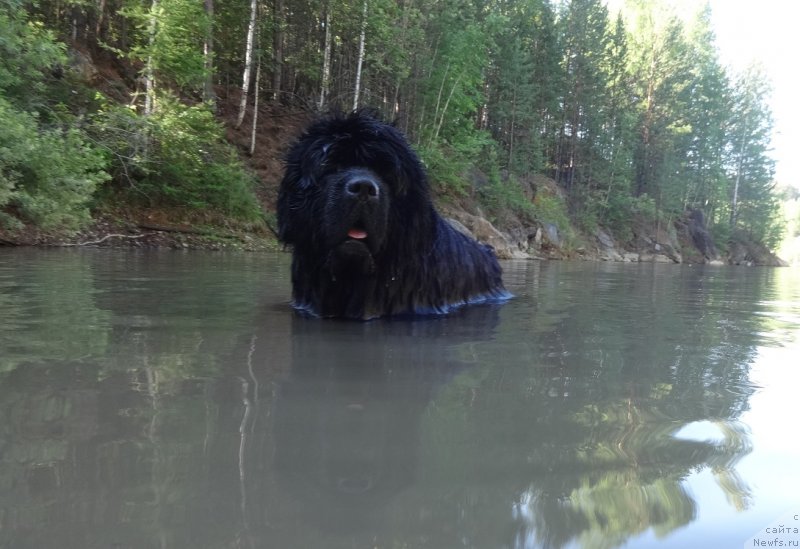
318, 144, 333, 170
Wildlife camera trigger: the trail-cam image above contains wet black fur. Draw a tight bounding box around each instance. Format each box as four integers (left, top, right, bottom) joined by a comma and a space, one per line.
277, 110, 509, 319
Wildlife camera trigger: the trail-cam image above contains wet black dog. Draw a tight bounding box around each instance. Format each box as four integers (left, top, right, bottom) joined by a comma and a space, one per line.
277, 110, 509, 319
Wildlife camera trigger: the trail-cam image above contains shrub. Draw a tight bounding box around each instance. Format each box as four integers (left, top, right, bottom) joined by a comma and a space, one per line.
531, 192, 573, 240
417, 143, 472, 197
0, 98, 109, 230
0, 2, 65, 109
90, 95, 262, 221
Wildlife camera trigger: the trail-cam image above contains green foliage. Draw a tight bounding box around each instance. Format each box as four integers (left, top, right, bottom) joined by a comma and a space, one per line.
0, 1, 108, 228
723, 64, 779, 245
0, 100, 109, 230
2, 0, 261, 230
709, 218, 731, 254
482, 178, 535, 221
475, 145, 536, 220
598, 193, 632, 242
0, 0, 66, 109
418, 144, 471, 197
419, 19, 490, 145
122, 0, 210, 94
419, 125, 495, 198
555, 0, 612, 189
531, 191, 573, 241
90, 96, 261, 220
2, 0, 784, 251
144, 103, 259, 220
0, 1, 110, 230
485, 0, 557, 177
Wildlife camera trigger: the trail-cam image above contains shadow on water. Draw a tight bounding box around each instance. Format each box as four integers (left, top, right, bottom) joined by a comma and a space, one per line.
0, 250, 782, 548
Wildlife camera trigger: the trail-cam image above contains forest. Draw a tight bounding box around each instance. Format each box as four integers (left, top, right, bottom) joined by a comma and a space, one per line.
0, 0, 785, 254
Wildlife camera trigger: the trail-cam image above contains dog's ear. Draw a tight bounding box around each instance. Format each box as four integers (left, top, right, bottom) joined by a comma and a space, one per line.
385, 137, 428, 199
360, 120, 429, 199
277, 169, 313, 244
276, 184, 294, 244
395, 154, 427, 197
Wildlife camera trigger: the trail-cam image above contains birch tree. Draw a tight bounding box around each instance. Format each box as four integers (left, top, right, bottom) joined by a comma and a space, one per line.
272, 0, 284, 102
250, 53, 261, 155
236, 0, 258, 128
203, 0, 215, 107
143, 0, 159, 115
352, 0, 367, 111
727, 65, 776, 240
319, 2, 332, 110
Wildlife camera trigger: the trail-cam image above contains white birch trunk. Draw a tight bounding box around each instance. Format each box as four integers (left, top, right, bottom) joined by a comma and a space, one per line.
143, 0, 159, 116
236, 0, 258, 129
272, 0, 284, 102
433, 71, 462, 143
203, 0, 216, 107
250, 55, 261, 156
352, 0, 367, 111
318, 6, 332, 110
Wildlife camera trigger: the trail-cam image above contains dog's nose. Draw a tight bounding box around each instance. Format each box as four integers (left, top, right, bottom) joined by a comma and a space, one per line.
345, 178, 380, 199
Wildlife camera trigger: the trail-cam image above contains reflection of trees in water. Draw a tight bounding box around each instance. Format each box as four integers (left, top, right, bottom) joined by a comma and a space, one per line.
507, 419, 751, 549
0, 250, 283, 549
417, 262, 762, 548
0, 257, 776, 548
0, 249, 112, 372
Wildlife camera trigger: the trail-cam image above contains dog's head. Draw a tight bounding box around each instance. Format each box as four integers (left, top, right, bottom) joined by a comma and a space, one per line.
277, 111, 430, 268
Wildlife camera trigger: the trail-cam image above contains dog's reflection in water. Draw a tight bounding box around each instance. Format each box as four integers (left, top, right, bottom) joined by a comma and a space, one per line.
267, 304, 501, 529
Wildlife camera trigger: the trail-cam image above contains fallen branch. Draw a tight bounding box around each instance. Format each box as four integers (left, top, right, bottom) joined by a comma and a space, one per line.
58, 233, 149, 247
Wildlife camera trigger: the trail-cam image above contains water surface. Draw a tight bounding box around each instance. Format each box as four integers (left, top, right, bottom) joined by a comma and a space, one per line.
1, 249, 798, 548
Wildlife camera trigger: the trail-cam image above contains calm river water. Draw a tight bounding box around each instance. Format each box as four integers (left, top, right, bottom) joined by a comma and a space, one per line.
1, 248, 799, 548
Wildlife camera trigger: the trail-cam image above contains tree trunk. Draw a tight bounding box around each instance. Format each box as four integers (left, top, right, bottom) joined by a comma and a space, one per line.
730, 121, 748, 229
250, 53, 261, 156
236, 0, 258, 129
636, 49, 657, 197
203, 0, 216, 108
352, 0, 368, 111
432, 71, 463, 144
272, 0, 284, 102
143, 0, 158, 116
318, 4, 332, 110
95, 0, 106, 39
508, 83, 517, 170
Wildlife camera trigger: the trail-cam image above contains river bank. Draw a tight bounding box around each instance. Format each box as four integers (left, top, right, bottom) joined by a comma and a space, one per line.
0, 200, 787, 267
0, 209, 278, 252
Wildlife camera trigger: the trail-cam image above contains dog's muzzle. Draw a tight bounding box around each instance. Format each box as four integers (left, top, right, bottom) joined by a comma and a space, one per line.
323, 168, 388, 256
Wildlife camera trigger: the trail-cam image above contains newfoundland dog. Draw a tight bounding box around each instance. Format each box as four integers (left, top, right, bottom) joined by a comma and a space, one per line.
277, 110, 509, 319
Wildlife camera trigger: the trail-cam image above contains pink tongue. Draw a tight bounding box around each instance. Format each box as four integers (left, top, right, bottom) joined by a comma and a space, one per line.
348, 228, 368, 240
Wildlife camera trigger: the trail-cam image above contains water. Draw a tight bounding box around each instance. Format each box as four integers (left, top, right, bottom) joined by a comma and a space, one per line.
1, 248, 799, 549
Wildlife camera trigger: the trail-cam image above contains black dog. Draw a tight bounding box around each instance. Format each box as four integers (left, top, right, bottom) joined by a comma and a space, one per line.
277, 110, 509, 319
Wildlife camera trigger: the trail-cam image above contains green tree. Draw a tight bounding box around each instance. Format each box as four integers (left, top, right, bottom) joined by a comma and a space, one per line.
409, 0, 494, 194
682, 3, 730, 217
625, 1, 694, 224
0, 1, 108, 230
2, 0, 785, 251
725, 65, 781, 247
485, 0, 558, 178
0, 0, 65, 109
554, 0, 610, 198
594, 12, 637, 235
